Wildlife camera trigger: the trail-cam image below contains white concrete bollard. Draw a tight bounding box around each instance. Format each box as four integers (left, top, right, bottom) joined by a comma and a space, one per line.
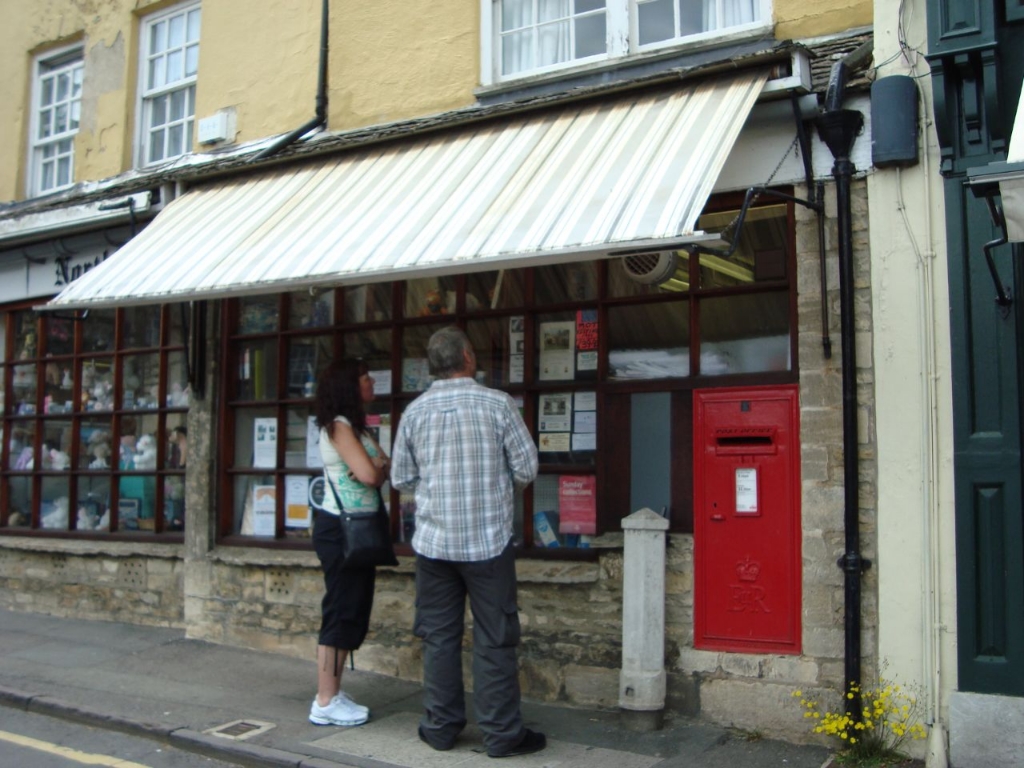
619, 507, 669, 731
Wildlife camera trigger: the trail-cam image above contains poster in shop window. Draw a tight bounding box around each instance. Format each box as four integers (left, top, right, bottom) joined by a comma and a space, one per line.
559, 475, 597, 534
538, 321, 575, 380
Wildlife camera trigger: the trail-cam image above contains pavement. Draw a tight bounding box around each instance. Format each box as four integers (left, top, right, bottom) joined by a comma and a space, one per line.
0, 607, 838, 768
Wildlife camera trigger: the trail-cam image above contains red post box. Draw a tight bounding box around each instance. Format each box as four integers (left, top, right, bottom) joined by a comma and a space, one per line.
693, 385, 801, 654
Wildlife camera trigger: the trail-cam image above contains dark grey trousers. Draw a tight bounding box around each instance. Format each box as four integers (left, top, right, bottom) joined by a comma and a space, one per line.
413, 542, 523, 752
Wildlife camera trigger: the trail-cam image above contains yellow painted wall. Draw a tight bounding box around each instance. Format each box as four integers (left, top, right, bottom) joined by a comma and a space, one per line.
776, 0, 872, 39
1, 0, 870, 204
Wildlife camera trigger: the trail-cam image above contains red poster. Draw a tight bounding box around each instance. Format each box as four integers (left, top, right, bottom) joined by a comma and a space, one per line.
576, 309, 598, 351
559, 475, 597, 534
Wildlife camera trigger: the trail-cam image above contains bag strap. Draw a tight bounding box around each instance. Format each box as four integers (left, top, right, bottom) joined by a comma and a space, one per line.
325, 471, 345, 513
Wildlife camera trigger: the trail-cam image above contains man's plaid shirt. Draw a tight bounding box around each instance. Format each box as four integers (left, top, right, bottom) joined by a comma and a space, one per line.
391, 377, 538, 562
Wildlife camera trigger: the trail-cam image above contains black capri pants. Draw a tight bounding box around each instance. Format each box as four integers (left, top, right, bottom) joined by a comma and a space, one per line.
312, 510, 376, 650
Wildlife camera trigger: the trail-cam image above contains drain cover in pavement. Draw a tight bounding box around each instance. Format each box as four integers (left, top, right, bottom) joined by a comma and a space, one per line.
205, 719, 275, 740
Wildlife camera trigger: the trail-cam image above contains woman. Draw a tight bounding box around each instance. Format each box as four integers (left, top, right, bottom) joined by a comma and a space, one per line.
309, 359, 389, 727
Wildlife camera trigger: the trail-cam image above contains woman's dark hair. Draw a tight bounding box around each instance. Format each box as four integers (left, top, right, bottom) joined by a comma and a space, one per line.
314, 358, 369, 438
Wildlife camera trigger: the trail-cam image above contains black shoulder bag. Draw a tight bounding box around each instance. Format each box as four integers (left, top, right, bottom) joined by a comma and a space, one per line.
325, 475, 399, 569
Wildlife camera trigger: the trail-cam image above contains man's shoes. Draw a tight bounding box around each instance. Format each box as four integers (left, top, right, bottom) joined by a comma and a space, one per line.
418, 724, 455, 751
335, 690, 370, 717
309, 694, 369, 726
487, 728, 546, 758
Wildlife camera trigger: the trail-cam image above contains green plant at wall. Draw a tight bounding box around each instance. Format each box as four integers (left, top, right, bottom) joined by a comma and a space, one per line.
792, 678, 927, 766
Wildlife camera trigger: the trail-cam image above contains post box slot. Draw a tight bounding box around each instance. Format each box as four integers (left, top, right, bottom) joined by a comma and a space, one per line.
714, 434, 776, 455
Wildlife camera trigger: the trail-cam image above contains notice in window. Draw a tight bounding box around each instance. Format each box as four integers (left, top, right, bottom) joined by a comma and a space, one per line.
576, 309, 598, 372
559, 475, 596, 534
252, 485, 277, 536
539, 392, 572, 432
735, 467, 758, 513
539, 321, 575, 380
253, 417, 278, 468
285, 475, 312, 528
306, 416, 322, 468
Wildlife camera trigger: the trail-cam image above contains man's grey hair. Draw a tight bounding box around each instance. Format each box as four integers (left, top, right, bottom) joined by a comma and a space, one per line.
427, 326, 472, 379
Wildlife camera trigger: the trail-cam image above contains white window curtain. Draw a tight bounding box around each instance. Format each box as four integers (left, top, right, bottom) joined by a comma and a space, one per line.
705, 0, 756, 30
502, 0, 572, 74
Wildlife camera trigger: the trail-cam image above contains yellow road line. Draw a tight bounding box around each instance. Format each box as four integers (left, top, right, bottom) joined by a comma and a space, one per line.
0, 729, 152, 767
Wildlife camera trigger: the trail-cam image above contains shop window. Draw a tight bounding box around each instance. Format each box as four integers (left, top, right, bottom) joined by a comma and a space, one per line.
0, 305, 188, 535
220, 197, 794, 551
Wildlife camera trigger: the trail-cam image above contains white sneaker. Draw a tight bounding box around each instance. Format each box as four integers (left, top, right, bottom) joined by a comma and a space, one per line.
309, 694, 369, 726
336, 691, 369, 717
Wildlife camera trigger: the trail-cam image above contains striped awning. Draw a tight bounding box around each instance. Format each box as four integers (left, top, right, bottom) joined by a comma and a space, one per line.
48, 70, 767, 309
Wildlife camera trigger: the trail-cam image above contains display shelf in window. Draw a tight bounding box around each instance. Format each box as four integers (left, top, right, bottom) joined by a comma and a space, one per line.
405, 276, 456, 318
80, 358, 115, 411
122, 352, 160, 410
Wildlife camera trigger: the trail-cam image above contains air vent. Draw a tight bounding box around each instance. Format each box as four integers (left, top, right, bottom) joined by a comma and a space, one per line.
620, 251, 677, 285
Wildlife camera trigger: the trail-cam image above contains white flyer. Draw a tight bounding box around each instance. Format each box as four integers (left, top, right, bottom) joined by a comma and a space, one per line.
253, 417, 278, 468
735, 468, 758, 513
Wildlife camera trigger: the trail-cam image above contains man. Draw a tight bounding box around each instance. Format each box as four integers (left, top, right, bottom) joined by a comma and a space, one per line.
390, 325, 544, 759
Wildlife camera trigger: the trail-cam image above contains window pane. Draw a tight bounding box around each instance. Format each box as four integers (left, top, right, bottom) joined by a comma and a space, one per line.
234, 473, 277, 536
401, 324, 448, 392
57, 156, 71, 186
81, 358, 115, 412
150, 20, 165, 54
42, 362, 74, 415
233, 407, 278, 468
466, 269, 525, 311
534, 262, 597, 304
13, 360, 38, 415
467, 318, 513, 388
150, 94, 167, 128
185, 44, 199, 77
123, 305, 161, 348
343, 329, 391, 378
576, 0, 605, 12
638, 0, 675, 44
77, 475, 111, 532
55, 104, 68, 133
537, 20, 570, 66
167, 123, 184, 157
44, 316, 75, 356
40, 476, 71, 530
170, 89, 185, 120
167, 49, 183, 81
168, 304, 185, 347
167, 351, 190, 406
283, 406, 316, 469
608, 301, 689, 379
42, 419, 72, 470
38, 112, 53, 139
9, 420, 36, 470
148, 57, 163, 90
148, 130, 165, 163
41, 78, 53, 106
503, 0, 533, 30
286, 335, 332, 398
697, 204, 789, 286
540, 0, 569, 22
187, 9, 202, 41
678, 0, 706, 35
80, 417, 114, 471
343, 284, 391, 324
236, 339, 278, 401
122, 352, 161, 410
166, 412, 187, 469
41, 163, 55, 191
405, 276, 455, 318
83, 311, 115, 353
699, 292, 790, 374
502, 30, 534, 75
575, 13, 606, 58
238, 295, 279, 333
534, 474, 594, 546
168, 13, 185, 47
289, 289, 335, 329
535, 311, 576, 382
7, 476, 33, 527
117, 412, 159, 532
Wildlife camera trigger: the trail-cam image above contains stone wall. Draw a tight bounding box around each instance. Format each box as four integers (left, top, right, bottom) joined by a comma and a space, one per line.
0, 538, 184, 626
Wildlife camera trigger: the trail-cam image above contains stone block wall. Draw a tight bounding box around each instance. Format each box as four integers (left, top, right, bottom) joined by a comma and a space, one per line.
0, 538, 184, 627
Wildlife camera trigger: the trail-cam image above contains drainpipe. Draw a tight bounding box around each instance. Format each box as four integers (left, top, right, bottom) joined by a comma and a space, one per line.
814, 53, 872, 718
253, 0, 329, 161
